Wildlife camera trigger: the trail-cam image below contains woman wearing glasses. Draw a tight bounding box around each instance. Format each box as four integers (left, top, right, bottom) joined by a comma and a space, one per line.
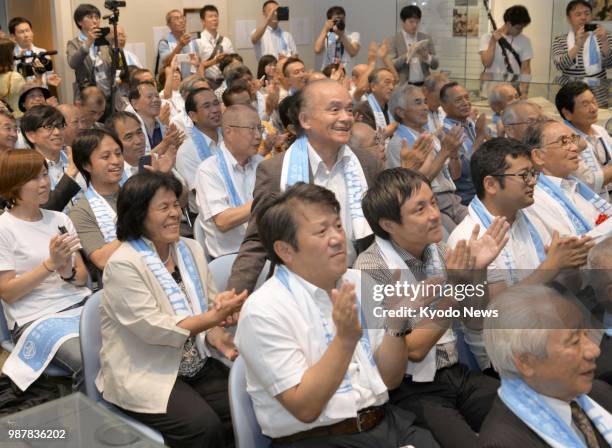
20, 105, 86, 212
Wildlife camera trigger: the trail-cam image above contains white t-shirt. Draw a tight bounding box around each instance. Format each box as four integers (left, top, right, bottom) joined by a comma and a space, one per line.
252, 26, 297, 60
479, 32, 533, 75
198, 30, 234, 80
321, 30, 360, 71
195, 143, 262, 258
235, 268, 387, 438
0, 210, 90, 328
524, 175, 601, 238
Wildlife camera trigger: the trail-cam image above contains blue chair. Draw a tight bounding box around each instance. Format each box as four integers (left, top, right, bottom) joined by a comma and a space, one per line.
79, 290, 165, 445
229, 356, 271, 448
0, 301, 70, 377
208, 253, 271, 292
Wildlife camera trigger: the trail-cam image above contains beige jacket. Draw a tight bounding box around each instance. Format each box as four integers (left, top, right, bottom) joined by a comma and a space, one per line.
96, 237, 217, 413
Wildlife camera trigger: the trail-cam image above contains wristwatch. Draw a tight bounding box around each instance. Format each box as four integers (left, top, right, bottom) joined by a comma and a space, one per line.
384, 326, 410, 337
61, 267, 77, 282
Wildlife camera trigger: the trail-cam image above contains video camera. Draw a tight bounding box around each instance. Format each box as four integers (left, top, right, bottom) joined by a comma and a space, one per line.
14, 50, 57, 78
104, 0, 126, 9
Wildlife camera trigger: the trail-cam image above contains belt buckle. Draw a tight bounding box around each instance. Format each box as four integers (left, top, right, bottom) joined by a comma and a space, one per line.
356, 409, 369, 432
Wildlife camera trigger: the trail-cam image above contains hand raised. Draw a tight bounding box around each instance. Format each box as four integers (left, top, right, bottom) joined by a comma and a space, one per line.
468, 217, 510, 269
331, 282, 362, 346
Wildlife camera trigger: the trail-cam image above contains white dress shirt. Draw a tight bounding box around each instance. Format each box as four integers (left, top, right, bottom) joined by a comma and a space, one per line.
235, 268, 387, 438
307, 143, 357, 266
524, 175, 601, 238
195, 143, 262, 258
252, 26, 297, 60
198, 30, 234, 80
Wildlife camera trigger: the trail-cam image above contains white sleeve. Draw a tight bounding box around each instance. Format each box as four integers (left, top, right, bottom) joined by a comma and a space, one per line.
479, 33, 492, 52
195, 158, 232, 221
175, 140, 199, 190
0, 222, 15, 271
520, 35, 534, 61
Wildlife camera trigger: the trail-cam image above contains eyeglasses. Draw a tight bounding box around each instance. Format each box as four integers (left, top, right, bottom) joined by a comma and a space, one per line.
542, 134, 580, 149
228, 124, 265, 134
39, 122, 66, 132
491, 168, 540, 184
505, 117, 544, 126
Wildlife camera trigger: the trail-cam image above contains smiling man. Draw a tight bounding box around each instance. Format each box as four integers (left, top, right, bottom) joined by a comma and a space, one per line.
524, 120, 612, 239
480, 285, 612, 447
195, 105, 263, 259
227, 79, 382, 294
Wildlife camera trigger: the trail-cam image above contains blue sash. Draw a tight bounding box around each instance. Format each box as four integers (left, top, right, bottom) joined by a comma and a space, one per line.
443, 117, 475, 157
216, 150, 243, 207
275, 265, 375, 394
537, 176, 612, 235
192, 127, 217, 161
129, 239, 207, 316
500, 377, 612, 448
325, 32, 344, 65
85, 186, 117, 244
270, 26, 289, 55
367, 93, 389, 130
470, 196, 545, 283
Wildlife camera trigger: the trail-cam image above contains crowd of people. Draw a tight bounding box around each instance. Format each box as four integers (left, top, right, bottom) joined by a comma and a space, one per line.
0, 1, 611, 447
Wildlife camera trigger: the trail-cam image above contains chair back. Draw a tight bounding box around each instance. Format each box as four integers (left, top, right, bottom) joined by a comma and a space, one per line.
209, 254, 271, 292
79, 290, 104, 402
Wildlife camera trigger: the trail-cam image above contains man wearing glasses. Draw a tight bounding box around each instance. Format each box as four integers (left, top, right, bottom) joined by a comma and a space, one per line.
524, 119, 611, 239
195, 105, 263, 259
448, 137, 594, 370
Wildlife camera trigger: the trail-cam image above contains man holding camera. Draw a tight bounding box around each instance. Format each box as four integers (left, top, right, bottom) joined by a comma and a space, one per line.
66, 4, 113, 102
158, 9, 201, 80
251, 0, 297, 60
314, 6, 360, 72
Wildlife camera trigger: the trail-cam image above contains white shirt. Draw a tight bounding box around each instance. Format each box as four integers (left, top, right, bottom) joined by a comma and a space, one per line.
0, 210, 90, 328
195, 143, 262, 258
524, 175, 601, 238
479, 32, 533, 75
198, 30, 234, 80
235, 268, 387, 438
252, 26, 297, 60
321, 30, 360, 71
401, 30, 430, 83
176, 128, 222, 212
573, 124, 612, 201
122, 48, 143, 68
308, 143, 357, 266
426, 107, 446, 134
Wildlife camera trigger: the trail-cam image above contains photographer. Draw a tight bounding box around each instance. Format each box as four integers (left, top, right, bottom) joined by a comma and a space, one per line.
158, 9, 200, 80
0, 38, 26, 117
314, 6, 360, 72
66, 4, 113, 102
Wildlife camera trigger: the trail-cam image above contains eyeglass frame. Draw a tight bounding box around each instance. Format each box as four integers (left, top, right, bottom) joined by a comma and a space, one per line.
37, 121, 66, 132
541, 134, 581, 149
227, 124, 265, 135
489, 168, 540, 184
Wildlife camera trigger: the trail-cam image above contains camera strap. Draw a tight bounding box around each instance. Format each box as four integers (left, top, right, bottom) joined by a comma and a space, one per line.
206, 36, 224, 61
326, 32, 345, 64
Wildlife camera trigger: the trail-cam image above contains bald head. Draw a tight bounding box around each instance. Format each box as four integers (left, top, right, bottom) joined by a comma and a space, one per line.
222, 104, 258, 128
57, 103, 85, 146
351, 64, 367, 82
222, 105, 262, 161
488, 83, 519, 114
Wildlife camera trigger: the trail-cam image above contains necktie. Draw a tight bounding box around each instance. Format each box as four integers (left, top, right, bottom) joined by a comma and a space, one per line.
570, 400, 600, 448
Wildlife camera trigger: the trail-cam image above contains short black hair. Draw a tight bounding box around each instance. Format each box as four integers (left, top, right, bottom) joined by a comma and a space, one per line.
503, 5, 531, 26
72, 128, 123, 184
105, 111, 141, 136
470, 137, 532, 199
555, 81, 591, 120
128, 80, 156, 102
566, 0, 592, 16
256, 182, 340, 265
362, 168, 431, 239
225, 65, 253, 89
400, 5, 422, 22
73, 4, 101, 29
20, 105, 66, 147
116, 171, 183, 241
439, 81, 460, 103
326, 6, 346, 19
8, 17, 32, 35
279, 92, 300, 130
368, 67, 393, 85
282, 57, 304, 77
222, 82, 251, 107
263, 0, 278, 12
219, 53, 244, 73
199, 4, 218, 19
257, 54, 277, 80
185, 87, 214, 114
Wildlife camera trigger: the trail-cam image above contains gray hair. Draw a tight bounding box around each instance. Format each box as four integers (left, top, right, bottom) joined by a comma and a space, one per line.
501, 100, 538, 125
488, 83, 516, 110
179, 75, 208, 98
224, 64, 252, 88
522, 118, 558, 149
423, 72, 449, 93
388, 83, 422, 122
483, 285, 574, 378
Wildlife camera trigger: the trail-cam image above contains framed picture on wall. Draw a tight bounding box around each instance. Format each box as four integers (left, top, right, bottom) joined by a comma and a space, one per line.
591, 0, 612, 21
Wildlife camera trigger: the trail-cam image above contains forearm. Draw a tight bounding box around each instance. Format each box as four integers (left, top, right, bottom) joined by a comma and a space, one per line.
314, 29, 327, 53
73, 253, 89, 286
0, 264, 56, 304
213, 201, 253, 232
375, 334, 409, 389
404, 325, 449, 362
480, 40, 496, 67
177, 309, 220, 336
251, 23, 268, 44
89, 239, 122, 271
449, 156, 461, 179
423, 150, 451, 180
278, 336, 356, 423
341, 34, 359, 57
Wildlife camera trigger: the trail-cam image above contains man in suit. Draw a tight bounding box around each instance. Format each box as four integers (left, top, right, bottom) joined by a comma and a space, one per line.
587, 237, 612, 385
480, 284, 612, 447
227, 79, 383, 294
389, 5, 439, 86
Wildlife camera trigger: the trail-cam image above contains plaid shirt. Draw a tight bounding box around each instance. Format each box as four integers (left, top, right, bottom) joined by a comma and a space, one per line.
355, 240, 458, 370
